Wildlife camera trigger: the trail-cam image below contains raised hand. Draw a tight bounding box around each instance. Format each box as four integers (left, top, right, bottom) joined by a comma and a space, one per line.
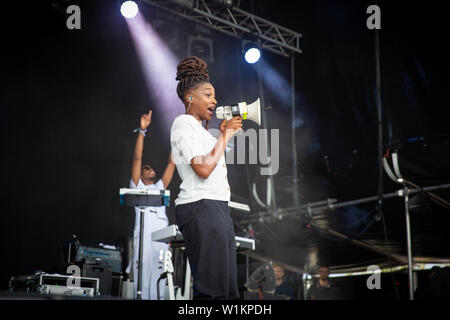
140, 110, 152, 130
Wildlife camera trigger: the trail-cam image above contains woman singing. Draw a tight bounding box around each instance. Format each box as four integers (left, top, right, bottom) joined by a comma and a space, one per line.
170, 56, 242, 300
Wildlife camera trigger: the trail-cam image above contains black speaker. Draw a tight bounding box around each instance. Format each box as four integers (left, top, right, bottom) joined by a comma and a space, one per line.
81, 260, 112, 296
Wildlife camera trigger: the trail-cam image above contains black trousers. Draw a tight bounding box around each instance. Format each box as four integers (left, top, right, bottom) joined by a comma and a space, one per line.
175, 199, 240, 300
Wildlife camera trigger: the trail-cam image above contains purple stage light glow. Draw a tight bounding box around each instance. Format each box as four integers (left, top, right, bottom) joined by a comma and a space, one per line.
125, 12, 184, 140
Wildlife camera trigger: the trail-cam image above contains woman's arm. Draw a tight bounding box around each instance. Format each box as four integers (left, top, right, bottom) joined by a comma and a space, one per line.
190, 116, 242, 179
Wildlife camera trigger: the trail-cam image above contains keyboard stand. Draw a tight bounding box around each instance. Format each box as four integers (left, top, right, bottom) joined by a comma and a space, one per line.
119, 188, 170, 300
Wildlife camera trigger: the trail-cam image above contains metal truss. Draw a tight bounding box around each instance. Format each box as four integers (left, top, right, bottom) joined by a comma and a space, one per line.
237, 182, 450, 225
142, 0, 302, 57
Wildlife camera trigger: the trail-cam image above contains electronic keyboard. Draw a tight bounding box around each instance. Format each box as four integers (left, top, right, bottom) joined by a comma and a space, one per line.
152, 225, 255, 251
119, 188, 170, 207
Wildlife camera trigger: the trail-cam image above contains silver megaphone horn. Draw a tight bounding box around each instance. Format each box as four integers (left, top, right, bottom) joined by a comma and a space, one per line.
216, 98, 261, 126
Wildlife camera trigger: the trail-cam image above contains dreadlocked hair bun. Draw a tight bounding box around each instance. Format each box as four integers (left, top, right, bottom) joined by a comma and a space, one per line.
176, 56, 210, 100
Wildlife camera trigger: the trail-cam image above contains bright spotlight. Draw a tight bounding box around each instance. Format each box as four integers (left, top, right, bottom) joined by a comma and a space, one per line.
244, 47, 261, 64
121, 1, 139, 19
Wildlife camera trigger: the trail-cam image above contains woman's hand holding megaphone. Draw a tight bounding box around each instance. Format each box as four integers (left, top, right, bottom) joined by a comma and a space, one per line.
220, 116, 243, 141
190, 116, 243, 180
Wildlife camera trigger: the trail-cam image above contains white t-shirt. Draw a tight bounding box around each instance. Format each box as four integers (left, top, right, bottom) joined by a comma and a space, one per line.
170, 114, 230, 206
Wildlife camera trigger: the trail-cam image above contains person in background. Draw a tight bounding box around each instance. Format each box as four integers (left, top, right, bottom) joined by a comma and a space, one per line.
415, 266, 450, 299
128, 109, 175, 299
307, 264, 341, 300
273, 264, 296, 300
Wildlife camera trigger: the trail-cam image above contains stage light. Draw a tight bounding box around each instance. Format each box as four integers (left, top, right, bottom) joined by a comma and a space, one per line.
243, 41, 261, 64
223, 0, 233, 8
244, 47, 261, 64
120, 1, 139, 19
188, 36, 214, 64
211, 0, 233, 8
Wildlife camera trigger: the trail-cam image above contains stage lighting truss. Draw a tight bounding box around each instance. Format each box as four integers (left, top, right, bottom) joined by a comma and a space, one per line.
142, 0, 302, 58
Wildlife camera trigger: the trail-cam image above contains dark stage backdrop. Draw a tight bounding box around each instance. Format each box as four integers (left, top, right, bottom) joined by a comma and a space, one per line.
0, 0, 267, 289
1, 0, 449, 294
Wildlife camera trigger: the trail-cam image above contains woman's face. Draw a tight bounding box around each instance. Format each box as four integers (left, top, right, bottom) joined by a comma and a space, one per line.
185, 82, 217, 122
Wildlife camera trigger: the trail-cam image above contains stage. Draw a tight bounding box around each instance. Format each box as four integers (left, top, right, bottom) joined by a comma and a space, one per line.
1, 0, 449, 301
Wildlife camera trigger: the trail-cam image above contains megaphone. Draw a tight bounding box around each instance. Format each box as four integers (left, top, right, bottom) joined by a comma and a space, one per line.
216, 98, 261, 126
